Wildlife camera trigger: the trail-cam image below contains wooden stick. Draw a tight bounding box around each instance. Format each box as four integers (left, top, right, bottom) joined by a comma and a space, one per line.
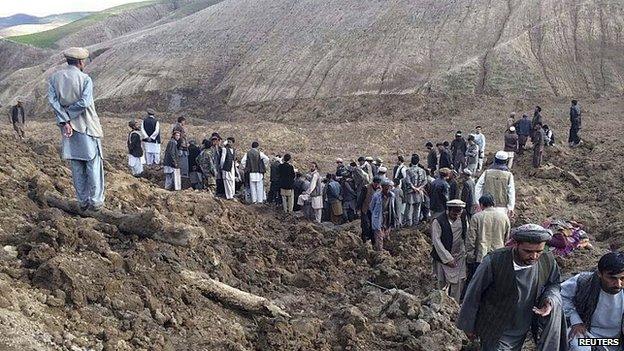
181, 270, 291, 319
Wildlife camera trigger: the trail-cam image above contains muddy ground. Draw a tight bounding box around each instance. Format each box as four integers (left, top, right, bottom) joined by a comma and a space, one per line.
0, 96, 621, 350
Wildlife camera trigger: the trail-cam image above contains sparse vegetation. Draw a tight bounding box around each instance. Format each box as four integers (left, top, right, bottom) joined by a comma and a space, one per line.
7, 0, 163, 48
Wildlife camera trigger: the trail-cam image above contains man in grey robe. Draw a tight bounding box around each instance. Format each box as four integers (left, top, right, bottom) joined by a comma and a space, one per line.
402, 154, 427, 226
47, 47, 105, 211
562, 252, 624, 351
431, 199, 468, 302
457, 224, 566, 351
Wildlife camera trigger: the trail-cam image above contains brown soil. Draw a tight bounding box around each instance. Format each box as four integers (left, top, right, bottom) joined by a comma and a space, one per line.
0, 97, 621, 350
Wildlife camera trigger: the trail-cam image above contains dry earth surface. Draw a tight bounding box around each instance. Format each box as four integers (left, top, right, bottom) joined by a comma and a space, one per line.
0, 96, 620, 350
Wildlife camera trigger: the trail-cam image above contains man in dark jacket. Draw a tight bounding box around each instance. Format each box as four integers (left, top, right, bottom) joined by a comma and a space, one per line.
163, 131, 181, 190
532, 122, 545, 168
188, 140, 202, 189
515, 114, 532, 154
127, 120, 144, 176
451, 131, 468, 171
438, 142, 453, 170
341, 176, 357, 222
10, 100, 26, 140
357, 176, 381, 244
172, 117, 189, 178
458, 224, 565, 351
504, 126, 519, 169
429, 168, 451, 219
278, 153, 296, 213
326, 174, 343, 224
426, 142, 438, 174
335, 158, 348, 177
293, 171, 309, 212
460, 168, 476, 221
268, 155, 282, 204
569, 100, 582, 147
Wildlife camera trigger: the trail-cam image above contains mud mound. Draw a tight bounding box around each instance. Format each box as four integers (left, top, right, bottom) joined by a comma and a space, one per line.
0, 131, 465, 350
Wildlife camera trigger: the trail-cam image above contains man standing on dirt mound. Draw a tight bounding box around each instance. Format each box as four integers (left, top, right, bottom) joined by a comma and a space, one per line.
457, 224, 566, 351
10, 99, 26, 140
475, 151, 515, 219
569, 99, 582, 147
430, 199, 468, 302
141, 108, 161, 165
47, 47, 105, 211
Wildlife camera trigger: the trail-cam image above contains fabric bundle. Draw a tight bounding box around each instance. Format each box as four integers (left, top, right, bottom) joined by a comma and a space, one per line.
543, 219, 592, 256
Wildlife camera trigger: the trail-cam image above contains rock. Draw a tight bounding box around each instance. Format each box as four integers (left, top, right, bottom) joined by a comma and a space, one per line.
339, 324, 357, 347
153, 309, 167, 326
373, 321, 398, 341
380, 289, 421, 319
530, 165, 563, 179
409, 319, 430, 337
372, 264, 402, 289
342, 306, 368, 333
2, 246, 17, 259
290, 272, 311, 288
46, 295, 65, 307
562, 170, 582, 187
396, 322, 411, 340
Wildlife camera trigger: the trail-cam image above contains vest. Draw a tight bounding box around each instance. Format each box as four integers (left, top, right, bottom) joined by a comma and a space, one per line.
127, 131, 143, 157
222, 148, 235, 172
572, 271, 602, 332
475, 248, 555, 343
430, 213, 467, 262
245, 148, 265, 173
482, 169, 512, 208
309, 171, 322, 197
142, 116, 160, 143
49, 66, 103, 138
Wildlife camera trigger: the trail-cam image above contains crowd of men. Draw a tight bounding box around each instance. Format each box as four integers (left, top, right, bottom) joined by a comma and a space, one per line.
45, 47, 622, 351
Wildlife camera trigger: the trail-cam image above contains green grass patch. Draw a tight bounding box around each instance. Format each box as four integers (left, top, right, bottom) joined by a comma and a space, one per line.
7, 0, 163, 48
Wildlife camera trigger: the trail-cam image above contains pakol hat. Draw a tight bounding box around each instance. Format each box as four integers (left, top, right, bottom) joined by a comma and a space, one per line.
495, 151, 509, 161
146, 108, 156, 115
381, 178, 393, 186
365, 156, 374, 162
446, 199, 466, 208
512, 224, 553, 243
378, 166, 388, 173
63, 47, 89, 60
336, 158, 343, 163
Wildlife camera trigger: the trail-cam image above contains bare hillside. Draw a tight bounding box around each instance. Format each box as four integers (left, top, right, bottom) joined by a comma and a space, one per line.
2, 0, 623, 117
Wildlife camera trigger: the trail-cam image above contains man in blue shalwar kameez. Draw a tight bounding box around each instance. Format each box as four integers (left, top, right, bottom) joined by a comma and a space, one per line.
47, 47, 105, 211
